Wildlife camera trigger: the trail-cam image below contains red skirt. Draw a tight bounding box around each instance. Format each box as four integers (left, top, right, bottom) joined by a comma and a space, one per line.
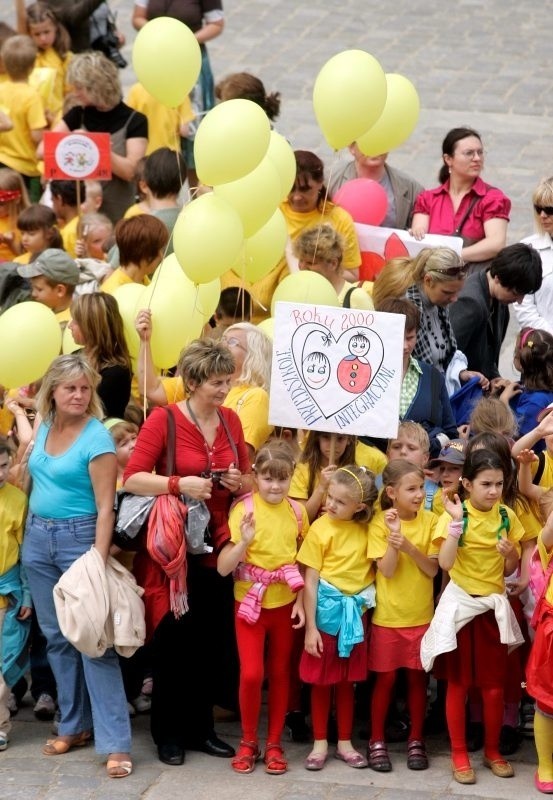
527, 599, 553, 715
433, 609, 508, 688
368, 623, 428, 671
300, 616, 368, 686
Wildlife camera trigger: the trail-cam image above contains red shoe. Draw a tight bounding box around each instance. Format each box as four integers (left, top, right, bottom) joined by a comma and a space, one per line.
231, 740, 260, 774
264, 742, 287, 775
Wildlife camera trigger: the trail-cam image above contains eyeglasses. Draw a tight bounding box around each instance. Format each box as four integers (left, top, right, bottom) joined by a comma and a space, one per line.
429, 266, 467, 277
458, 149, 484, 159
534, 204, 553, 216
222, 336, 247, 351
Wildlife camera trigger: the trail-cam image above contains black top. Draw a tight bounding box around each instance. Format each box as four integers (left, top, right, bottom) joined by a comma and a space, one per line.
64, 102, 148, 139
98, 364, 132, 418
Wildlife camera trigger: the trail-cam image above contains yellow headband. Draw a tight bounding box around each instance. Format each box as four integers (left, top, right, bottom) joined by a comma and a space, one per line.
337, 467, 364, 500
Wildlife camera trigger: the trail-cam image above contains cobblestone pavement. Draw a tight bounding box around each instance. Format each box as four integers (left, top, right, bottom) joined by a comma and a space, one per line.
1, 1, 550, 796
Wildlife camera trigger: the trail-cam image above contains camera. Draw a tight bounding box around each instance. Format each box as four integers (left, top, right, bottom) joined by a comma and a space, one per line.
202, 469, 227, 484
91, 30, 128, 69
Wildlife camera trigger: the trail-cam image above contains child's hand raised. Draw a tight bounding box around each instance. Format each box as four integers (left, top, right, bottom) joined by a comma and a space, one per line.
239, 511, 256, 545
319, 465, 336, 490
384, 508, 401, 534
516, 448, 538, 465
443, 492, 463, 522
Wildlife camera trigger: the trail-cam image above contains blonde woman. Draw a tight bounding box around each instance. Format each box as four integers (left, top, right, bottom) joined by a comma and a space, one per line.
373, 247, 487, 393
21, 354, 132, 778
42, 52, 148, 222
514, 176, 553, 334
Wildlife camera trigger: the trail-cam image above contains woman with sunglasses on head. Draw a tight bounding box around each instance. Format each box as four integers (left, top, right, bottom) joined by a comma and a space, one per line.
410, 128, 510, 274
221, 150, 361, 324
372, 246, 488, 394
513, 177, 553, 335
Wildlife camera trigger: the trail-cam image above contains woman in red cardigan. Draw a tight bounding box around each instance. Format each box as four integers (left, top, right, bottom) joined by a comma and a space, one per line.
124, 339, 251, 766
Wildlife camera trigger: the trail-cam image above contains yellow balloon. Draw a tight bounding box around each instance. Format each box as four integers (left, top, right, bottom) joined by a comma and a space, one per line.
62, 323, 80, 355
232, 208, 287, 283
197, 278, 221, 319
194, 99, 271, 186
257, 317, 274, 340
132, 17, 201, 108
214, 155, 281, 237
271, 272, 339, 316
173, 194, 244, 284
357, 74, 420, 156
113, 283, 147, 360
0, 302, 61, 388
313, 50, 387, 150
141, 254, 205, 369
266, 132, 296, 200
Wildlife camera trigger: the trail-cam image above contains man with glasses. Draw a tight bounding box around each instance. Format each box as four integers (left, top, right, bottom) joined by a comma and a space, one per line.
449, 244, 542, 383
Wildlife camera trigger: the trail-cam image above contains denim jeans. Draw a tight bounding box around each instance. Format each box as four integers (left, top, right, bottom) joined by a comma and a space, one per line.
21, 512, 131, 754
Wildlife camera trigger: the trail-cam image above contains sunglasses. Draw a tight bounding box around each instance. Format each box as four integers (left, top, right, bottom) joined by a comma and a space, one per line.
534, 204, 553, 216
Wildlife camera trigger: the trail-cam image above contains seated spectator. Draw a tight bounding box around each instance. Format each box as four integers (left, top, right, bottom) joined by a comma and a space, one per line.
513, 176, 553, 334
328, 145, 423, 229
449, 244, 542, 382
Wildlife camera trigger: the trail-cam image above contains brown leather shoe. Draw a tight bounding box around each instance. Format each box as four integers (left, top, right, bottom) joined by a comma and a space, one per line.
452, 761, 476, 784
483, 756, 514, 778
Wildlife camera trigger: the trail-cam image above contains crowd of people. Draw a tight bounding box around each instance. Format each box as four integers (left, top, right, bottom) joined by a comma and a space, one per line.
2, 0, 553, 794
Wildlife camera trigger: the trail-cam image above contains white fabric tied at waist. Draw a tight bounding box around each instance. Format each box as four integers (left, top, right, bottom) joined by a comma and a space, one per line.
420, 579, 524, 672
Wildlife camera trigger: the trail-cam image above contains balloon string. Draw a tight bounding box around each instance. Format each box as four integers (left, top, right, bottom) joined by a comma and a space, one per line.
310, 149, 339, 270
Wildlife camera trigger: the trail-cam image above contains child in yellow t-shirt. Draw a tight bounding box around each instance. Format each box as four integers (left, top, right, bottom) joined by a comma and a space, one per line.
0, 168, 29, 262
430, 448, 524, 784
24, 3, 72, 126
218, 442, 308, 776
0, 36, 47, 202
126, 82, 193, 156
0, 437, 32, 750
297, 465, 377, 771
367, 459, 439, 772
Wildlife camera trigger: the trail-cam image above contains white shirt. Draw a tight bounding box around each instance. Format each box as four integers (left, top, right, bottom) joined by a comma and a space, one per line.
513, 233, 553, 334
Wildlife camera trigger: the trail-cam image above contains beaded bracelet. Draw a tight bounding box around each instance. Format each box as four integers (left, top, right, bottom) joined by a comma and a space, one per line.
168, 475, 180, 496
448, 520, 464, 541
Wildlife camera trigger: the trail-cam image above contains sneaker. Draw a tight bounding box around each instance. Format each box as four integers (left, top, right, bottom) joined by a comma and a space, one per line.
499, 724, 522, 756
132, 693, 151, 714
7, 693, 18, 715
0, 732, 8, 751
33, 693, 56, 721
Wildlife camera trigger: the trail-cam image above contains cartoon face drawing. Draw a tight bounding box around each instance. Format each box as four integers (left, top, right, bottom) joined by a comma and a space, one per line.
348, 332, 370, 359
302, 351, 331, 390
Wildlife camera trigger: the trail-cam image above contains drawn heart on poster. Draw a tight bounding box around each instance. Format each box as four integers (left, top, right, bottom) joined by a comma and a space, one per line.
291, 323, 384, 419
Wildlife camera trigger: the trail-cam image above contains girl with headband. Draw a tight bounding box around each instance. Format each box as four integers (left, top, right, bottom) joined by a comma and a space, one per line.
367, 459, 439, 774
298, 464, 377, 772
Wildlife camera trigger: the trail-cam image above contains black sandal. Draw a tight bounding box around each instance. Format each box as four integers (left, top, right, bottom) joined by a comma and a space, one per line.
407, 740, 428, 770
368, 740, 392, 772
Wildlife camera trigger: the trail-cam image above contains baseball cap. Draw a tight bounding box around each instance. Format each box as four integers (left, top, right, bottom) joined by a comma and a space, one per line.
17, 249, 79, 286
429, 439, 467, 468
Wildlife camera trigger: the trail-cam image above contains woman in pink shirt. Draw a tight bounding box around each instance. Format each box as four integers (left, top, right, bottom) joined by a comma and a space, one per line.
411, 128, 510, 273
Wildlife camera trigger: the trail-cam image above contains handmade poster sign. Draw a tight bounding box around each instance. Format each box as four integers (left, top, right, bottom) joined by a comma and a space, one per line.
269, 302, 404, 437
43, 132, 112, 181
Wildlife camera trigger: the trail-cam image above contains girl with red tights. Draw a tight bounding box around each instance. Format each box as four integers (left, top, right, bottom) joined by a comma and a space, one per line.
432, 448, 523, 784
217, 442, 307, 775
298, 465, 377, 771
367, 459, 439, 772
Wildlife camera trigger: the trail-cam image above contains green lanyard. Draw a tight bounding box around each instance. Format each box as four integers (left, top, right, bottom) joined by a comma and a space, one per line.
459, 501, 510, 547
